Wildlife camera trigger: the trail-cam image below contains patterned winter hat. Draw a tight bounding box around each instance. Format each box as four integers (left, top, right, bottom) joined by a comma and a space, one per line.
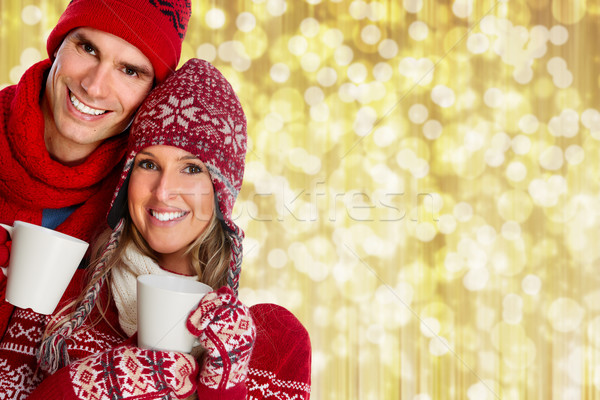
47, 0, 191, 83
107, 58, 247, 293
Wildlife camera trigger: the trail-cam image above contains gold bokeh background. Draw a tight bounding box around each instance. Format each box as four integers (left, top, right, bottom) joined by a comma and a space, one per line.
2, 0, 600, 398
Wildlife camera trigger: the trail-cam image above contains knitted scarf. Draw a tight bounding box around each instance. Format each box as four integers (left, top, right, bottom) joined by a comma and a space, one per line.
112, 244, 197, 337
0, 59, 126, 242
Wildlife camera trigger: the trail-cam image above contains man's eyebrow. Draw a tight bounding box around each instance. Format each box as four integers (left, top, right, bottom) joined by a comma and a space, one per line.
70, 31, 91, 44
120, 61, 153, 78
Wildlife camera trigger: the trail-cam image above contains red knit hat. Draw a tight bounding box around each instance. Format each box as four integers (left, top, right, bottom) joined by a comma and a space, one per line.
46, 0, 191, 83
107, 58, 247, 293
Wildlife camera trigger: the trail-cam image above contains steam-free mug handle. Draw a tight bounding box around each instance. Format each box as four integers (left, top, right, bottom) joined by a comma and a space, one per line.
0, 223, 13, 276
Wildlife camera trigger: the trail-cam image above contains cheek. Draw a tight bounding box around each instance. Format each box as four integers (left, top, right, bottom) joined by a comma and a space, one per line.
121, 82, 153, 114
127, 175, 147, 216
190, 181, 215, 217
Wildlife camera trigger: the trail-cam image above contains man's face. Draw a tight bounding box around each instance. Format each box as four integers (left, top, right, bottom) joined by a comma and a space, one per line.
44, 27, 154, 162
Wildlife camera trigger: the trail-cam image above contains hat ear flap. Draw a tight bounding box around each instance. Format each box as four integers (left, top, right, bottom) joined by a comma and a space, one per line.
107, 170, 131, 229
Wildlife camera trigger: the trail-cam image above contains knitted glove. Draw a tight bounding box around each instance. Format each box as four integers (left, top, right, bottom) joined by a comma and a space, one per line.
186, 286, 256, 398
0, 225, 11, 268
29, 344, 199, 400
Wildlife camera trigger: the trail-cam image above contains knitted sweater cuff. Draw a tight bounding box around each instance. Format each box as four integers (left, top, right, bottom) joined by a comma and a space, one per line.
196, 382, 247, 400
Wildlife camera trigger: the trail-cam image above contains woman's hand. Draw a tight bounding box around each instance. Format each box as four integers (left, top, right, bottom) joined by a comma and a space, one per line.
186, 286, 256, 395
29, 344, 199, 400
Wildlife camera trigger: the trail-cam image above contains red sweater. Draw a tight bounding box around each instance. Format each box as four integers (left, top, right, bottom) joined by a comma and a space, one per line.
0, 60, 126, 334
0, 276, 311, 399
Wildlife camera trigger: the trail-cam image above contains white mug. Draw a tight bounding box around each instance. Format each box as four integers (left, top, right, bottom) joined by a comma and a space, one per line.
0, 221, 89, 315
137, 274, 212, 353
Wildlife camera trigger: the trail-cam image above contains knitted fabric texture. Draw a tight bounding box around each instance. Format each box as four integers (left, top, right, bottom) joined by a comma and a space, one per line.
112, 244, 197, 337
46, 0, 191, 83
107, 58, 248, 294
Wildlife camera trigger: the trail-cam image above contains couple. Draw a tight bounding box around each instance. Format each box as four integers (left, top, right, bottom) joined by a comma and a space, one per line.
0, 1, 310, 399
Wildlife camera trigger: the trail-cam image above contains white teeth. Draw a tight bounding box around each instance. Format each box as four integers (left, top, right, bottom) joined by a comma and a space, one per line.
151, 210, 187, 222
70, 92, 106, 116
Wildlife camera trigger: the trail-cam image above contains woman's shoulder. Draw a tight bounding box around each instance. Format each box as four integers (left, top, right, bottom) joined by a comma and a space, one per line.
249, 303, 309, 336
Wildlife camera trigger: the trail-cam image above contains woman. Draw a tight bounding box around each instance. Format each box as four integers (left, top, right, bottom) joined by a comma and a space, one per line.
0, 59, 311, 399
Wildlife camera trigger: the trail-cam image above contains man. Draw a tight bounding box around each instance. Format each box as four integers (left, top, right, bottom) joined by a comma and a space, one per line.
0, 0, 191, 336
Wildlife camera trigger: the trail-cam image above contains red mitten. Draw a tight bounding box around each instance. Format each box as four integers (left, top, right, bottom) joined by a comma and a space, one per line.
30, 345, 199, 400
0, 226, 11, 268
187, 286, 256, 397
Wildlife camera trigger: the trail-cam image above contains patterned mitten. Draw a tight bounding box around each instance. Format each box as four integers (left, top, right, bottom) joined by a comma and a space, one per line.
186, 286, 256, 398
0, 225, 11, 268
29, 345, 199, 400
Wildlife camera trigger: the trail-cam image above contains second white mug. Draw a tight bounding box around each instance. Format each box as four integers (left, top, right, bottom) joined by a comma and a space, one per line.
137, 274, 212, 353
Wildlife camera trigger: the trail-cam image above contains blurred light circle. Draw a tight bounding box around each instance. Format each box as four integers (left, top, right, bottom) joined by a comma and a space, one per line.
378, 39, 399, 59
539, 145, 564, 170
206, 8, 226, 29
403, 0, 423, 13
300, 17, 320, 37
408, 104, 429, 124
373, 62, 393, 81
268, 248, 288, 268
548, 298, 584, 333
304, 86, 325, 105
522, 274, 542, 295
236, 12, 256, 32
361, 25, 382, 45
323, 28, 344, 48
267, 0, 287, 16
409, 21, 429, 41
431, 85, 455, 108
288, 35, 308, 56
301, 52, 321, 72
21, 5, 42, 25
334, 45, 354, 66
196, 43, 217, 61
423, 120, 443, 140
467, 33, 489, 54
454, 202, 473, 222
347, 62, 368, 83
270, 62, 291, 83
316, 67, 338, 87
565, 145, 584, 165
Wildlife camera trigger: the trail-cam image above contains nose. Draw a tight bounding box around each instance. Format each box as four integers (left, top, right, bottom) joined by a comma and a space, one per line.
153, 172, 179, 202
81, 64, 111, 99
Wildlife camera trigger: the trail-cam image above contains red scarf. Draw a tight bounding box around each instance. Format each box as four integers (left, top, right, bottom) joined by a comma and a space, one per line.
0, 60, 127, 334
0, 59, 126, 241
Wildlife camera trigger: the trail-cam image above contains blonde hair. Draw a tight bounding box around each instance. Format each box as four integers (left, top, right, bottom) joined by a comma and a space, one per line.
40, 211, 231, 371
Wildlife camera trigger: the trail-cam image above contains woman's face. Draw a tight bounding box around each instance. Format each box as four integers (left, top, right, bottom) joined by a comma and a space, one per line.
128, 145, 214, 273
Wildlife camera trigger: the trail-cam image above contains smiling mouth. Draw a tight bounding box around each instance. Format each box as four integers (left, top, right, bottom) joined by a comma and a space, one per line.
69, 92, 107, 116
150, 210, 189, 222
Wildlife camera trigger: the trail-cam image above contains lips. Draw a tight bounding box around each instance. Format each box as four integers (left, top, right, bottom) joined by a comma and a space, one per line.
150, 209, 189, 222
69, 91, 107, 116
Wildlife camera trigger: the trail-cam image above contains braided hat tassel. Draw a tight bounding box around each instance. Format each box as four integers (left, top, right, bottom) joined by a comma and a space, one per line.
37, 219, 125, 374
